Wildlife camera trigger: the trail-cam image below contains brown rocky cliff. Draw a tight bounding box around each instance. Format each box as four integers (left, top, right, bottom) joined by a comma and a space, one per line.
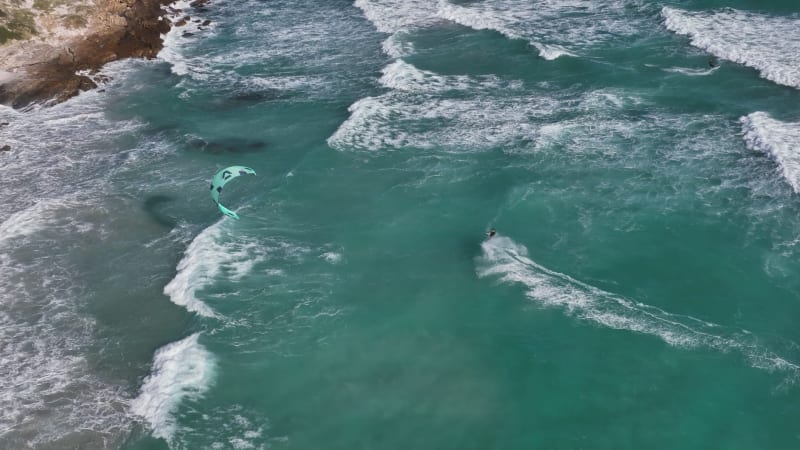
0, 0, 172, 109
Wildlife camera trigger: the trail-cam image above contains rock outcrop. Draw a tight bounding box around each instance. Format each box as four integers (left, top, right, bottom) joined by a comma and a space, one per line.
0, 0, 172, 108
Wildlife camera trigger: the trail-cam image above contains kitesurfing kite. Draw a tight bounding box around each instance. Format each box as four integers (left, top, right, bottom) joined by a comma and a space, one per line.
210, 166, 256, 220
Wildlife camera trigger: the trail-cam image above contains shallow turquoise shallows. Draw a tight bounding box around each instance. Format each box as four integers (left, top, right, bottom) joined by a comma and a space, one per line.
2, 0, 800, 449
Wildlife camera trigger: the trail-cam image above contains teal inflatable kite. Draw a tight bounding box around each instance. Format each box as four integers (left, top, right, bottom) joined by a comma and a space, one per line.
210, 166, 256, 220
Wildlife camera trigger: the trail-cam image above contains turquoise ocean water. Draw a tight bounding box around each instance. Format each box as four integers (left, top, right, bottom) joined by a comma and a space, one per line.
2, 0, 800, 448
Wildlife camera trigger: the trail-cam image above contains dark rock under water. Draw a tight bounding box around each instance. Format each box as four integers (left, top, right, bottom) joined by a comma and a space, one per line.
142, 194, 178, 228
188, 136, 268, 154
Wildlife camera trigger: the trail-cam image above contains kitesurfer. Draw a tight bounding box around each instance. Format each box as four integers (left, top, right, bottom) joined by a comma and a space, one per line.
486, 228, 496, 239
708, 58, 718, 68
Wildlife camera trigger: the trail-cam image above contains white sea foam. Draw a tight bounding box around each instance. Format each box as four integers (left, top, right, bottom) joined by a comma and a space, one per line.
476, 236, 800, 375
158, 0, 375, 101
0, 80, 171, 447
329, 94, 540, 151
163, 222, 267, 318
0, 201, 126, 447
353, 0, 441, 34
532, 43, 574, 61
0, 289, 128, 445
0, 91, 145, 206
159, 0, 218, 78
663, 66, 719, 76
740, 112, 800, 193
382, 31, 415, 58
436, 0, 638, 58
355, 0, 622, 59
342, 2, 647, 155
0, 4, 217, 448
662, 7, 800, 89
579, 89, 643, 112
0, 197, 107, 245
328, 83, 645, 153
177, 405, 274, 449
321, 252, 342, 264
131, 333, 216, 441
379, 59, 521, 93
0, 201, 54, 243
436, 2, 516, 37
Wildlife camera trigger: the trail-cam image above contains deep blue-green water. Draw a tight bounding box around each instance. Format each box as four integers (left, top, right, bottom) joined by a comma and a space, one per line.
2, 0, 800, 448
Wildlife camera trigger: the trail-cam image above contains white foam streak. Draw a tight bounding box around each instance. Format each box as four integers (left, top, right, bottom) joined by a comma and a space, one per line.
159, 0, 217, 78
662, 7, 800, 89
0, 16, 178, 449
477, 236, 800, 375
663, 66, 718, 76
436, 0, 637, 58
0, 202, 52, 243
436, 2, 518, 39
329, 83, 644, 153
353, 0, 441, 34
0, 204, 124, 445
132, 333, 216, 441
532, 43, 574, 61
382, 32, 414, 58
355, 0, 623, 60
740, 112, 800, 193
328, 93, 553, 151
164, 222, 267, 318
379, 60, 520, 93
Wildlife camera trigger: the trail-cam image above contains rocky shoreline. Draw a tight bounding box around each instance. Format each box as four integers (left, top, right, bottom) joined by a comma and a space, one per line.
0, 0, 207, 109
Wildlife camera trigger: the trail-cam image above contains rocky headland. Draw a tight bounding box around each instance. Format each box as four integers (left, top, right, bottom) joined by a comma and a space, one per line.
0, 0, 205, 109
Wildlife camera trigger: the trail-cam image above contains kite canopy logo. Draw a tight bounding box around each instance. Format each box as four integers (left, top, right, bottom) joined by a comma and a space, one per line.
210, 166, 256, 220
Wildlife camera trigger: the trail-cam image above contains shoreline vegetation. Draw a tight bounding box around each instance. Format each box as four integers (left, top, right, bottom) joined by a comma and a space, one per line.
0, 0, 208, 109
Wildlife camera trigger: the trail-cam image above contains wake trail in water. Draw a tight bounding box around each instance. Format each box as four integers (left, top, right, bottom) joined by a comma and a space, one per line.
477, 236, 800, 379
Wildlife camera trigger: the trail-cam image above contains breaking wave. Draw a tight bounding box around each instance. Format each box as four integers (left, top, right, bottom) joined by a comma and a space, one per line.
163, 221, 267, 318
379, 59, 521, 93
131, 333, 217, 442
662, 7, 800, 89
740, 112, 800, 193
355, 0, 641, 59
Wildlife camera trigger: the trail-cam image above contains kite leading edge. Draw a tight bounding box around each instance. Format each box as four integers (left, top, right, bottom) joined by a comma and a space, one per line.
210, 165, 256, 220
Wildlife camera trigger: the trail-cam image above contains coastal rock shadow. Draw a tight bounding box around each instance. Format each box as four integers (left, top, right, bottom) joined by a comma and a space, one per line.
143, 195, 179, 228
188, 137, 267, 154
204, 88, 289, 110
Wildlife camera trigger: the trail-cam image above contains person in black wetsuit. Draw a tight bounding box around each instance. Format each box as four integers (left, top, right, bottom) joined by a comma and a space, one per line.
486, 228, 496, 239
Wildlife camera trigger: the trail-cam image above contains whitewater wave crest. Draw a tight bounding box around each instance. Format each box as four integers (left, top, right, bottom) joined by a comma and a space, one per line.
740, 112, 800, 193
356, 0, 636, 59
131, 333, 216, 442
662, 7, 800, 89
163, 221, 268, 318
379, 59, 521, 93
